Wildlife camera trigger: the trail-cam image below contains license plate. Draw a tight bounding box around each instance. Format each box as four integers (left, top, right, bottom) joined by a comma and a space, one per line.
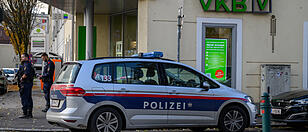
271, 108, 281, 115
51, 99, 60, 107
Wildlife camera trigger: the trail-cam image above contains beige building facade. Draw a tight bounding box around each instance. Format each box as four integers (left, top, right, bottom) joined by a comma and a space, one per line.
43, 0, 308, 101
135, 0, 308, 101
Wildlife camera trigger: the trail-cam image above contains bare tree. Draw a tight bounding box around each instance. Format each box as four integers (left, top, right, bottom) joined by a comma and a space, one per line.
0, 0, 38, 58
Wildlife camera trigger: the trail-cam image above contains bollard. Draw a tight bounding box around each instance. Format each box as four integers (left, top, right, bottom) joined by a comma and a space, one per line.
260, 92, 271, 132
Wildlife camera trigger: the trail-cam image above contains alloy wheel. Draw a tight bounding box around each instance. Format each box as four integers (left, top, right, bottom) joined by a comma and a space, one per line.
96, 112, 119, 132
223, 110, 244, 132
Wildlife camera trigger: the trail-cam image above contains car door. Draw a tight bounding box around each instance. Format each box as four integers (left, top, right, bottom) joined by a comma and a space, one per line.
113, 62, 168, 126
161, 63, 221, 125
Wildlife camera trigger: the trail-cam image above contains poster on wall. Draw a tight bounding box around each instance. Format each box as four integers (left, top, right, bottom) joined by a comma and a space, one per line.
204, 38, 227, 81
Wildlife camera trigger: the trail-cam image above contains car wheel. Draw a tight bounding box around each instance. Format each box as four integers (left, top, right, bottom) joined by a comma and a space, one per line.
189, 127, 206, 132
218, 106, 248, 132
89, 107, 122, 132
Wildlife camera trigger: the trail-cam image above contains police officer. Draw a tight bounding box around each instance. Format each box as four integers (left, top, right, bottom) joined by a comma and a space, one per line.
40, 53, 55, 112
17, 53, 34, 119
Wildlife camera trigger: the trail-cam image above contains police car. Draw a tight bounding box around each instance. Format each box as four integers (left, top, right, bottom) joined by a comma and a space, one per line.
46, 52, 256, 132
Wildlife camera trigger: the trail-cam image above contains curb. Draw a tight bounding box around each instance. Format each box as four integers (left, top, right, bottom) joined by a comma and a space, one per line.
0, 128, 69, 132
254, 124, 287, 127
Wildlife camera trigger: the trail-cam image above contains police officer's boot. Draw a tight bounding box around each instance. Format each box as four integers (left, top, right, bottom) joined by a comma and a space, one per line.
27, 109, 33, 118
18, 110, 29, 119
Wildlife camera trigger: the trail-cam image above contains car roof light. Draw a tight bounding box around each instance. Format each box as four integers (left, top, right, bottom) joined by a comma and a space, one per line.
132, 51, 163, 58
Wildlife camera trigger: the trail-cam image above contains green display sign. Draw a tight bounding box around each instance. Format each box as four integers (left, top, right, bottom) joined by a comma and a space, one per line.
204, 39, 227, 81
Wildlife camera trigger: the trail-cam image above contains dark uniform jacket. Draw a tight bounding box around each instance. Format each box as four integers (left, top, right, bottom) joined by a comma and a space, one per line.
17, 61, 34, 85
42, 59, 55, 83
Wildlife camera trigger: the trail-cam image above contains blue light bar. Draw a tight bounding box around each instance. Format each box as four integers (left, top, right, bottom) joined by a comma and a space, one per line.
132, 51, 164, 58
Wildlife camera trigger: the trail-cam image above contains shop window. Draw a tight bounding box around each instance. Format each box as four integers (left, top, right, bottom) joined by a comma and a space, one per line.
124, 13, 137, 56
110, 12, 137, 57
110, 15, 123, 57
203, 24, 236, 87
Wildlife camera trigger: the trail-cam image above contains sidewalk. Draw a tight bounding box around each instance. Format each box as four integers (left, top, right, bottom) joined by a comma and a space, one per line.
0, 88, 69, 131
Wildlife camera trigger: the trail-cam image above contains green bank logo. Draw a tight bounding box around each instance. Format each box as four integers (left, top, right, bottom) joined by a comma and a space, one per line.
200, 0, 271, 13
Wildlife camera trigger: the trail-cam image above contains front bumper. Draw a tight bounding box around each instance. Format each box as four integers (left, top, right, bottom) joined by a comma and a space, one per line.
247, 102, 257, 126
272, 112, 308, 123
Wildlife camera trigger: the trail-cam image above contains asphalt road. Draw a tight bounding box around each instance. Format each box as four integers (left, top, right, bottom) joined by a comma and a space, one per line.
0, 87, 307, 132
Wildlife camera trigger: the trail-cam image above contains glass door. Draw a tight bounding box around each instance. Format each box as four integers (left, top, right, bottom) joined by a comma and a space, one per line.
110, 12, 137, 57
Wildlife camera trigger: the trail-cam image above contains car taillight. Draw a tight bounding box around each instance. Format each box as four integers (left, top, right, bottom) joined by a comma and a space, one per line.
60, 87, 85, 96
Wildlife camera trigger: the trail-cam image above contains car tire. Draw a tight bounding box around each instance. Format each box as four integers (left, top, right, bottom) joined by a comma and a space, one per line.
189, 127, 206, 132
88, 107, 122, 132
218, 106, 248, 132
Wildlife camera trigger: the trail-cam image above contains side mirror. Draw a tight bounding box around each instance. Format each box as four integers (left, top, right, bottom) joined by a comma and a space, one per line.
202, 82, 211, 90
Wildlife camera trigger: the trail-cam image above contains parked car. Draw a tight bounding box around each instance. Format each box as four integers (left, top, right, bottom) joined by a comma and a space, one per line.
271, 90, 308, 126
2, 68, 18, 84
46, 52, 256, 132
0, 70, 8, 95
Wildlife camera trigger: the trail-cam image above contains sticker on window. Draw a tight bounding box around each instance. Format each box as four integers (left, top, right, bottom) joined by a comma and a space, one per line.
95, 74, 112, 82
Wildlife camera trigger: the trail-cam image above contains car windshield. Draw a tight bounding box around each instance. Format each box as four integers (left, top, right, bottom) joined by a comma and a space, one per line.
3, 69, 15, 74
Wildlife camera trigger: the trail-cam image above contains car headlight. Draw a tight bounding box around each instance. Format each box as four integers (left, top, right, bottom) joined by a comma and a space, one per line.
245, 96, 254, 103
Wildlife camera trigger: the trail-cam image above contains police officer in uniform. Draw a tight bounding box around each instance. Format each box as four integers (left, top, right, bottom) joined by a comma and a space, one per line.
17, 53, 34, 119
40, 53, 55, 112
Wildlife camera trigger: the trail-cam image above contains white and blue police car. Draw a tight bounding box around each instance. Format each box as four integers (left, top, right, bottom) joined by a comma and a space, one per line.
46, 52, 256, 132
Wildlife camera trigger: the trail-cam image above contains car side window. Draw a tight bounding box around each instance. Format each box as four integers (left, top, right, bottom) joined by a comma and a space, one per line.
124, 62, 160, 85
92, 63, 113, 83
162, 63, 216, 88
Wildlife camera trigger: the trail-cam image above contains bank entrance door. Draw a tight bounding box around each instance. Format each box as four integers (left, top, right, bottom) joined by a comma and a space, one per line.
202, 24, 237, 88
